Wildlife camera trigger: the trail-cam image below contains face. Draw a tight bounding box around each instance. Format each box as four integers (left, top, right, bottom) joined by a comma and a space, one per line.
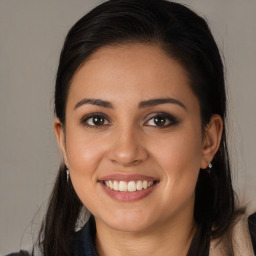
55, 44, 219, 233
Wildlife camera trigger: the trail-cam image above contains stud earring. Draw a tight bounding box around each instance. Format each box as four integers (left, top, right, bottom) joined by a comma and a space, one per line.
207, 162, 212, 174
66, 168, 70, 182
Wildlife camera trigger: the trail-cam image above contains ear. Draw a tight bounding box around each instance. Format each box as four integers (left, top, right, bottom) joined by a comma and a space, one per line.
54, 118, 69, 168
200, 114, 223, 169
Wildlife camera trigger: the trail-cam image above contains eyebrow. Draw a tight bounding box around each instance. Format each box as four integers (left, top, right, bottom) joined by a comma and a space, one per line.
74, 98, 114, 109
74, 97, 186, 111
139, 98, 187, 110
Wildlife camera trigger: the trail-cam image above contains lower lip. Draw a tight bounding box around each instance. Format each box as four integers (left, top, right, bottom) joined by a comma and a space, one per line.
100, 182, 157, 202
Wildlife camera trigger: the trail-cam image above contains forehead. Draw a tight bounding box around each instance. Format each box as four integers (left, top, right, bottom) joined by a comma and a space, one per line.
67, 43, 198, 111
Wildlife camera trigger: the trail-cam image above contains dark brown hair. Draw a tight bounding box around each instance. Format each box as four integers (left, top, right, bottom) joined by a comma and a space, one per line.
37, 0, 238, 255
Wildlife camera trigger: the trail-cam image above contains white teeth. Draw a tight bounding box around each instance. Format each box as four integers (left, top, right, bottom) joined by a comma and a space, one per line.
119, 181, 128, 191
136, 180, 143, 191
128, 181, 136, 192
104, 180, 155, 192
113, 180, 119, 191
148, 181, 153, 187
109, 180, 113, 189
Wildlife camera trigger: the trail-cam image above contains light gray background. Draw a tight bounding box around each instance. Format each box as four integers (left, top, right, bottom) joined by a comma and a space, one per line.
0, 0, 255, 254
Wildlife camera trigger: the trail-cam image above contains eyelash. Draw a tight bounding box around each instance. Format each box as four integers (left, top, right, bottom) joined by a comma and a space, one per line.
144, 112, 179, 128
81, 112, 111, 128
81, 112, 179, 128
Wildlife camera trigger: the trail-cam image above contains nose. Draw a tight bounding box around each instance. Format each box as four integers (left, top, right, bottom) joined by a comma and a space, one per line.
107, 126, 148, 167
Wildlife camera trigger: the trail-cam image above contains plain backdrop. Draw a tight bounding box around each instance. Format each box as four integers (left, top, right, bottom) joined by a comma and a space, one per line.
0, 0, 255, 254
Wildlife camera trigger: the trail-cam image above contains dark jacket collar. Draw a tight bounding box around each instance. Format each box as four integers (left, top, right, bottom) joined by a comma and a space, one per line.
248, 212, 256, 253
73, 216, 98, 256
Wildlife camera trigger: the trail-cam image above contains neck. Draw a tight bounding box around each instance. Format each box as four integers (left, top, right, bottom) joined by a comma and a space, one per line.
95, 213, 196, 256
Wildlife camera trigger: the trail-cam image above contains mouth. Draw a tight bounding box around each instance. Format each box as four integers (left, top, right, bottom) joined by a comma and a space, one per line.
102, 180, 158, 192
98, 174, 159, 201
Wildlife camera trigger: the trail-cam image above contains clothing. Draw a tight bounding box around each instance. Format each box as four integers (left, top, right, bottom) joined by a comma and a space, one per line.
73, 216, 97, 256
73, 213, 256, 256
6, 213, 256, 256
209, 214, 255, 256
249, 213, 256, 253
5, 251, 30, 256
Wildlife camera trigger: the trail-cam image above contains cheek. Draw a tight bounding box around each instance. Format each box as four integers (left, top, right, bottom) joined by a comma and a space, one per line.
65, 126, 106, 178
150, 132, 202, 216
152, 128, 203, 171
151, 127, 203, 194
64, 129, 107, 211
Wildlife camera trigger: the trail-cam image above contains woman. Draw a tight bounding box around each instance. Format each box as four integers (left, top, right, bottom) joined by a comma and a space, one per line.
8, 0, 255, 255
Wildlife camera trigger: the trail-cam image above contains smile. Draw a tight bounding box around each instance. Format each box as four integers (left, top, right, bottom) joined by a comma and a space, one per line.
99, 174, 159, 201
103, 180, 155, 192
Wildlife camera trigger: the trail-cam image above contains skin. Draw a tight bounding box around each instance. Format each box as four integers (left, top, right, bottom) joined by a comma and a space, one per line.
55, 44, 223, 256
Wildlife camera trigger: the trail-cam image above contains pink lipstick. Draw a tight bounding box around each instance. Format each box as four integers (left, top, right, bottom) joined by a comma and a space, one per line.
98, 174, 159, 201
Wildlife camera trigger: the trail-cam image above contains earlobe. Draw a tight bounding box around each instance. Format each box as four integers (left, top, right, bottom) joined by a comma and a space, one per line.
200, 114, 223, 169
54, 118, 69, 167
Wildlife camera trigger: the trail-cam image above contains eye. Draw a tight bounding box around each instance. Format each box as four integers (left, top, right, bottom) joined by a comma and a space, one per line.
144, 113, 178, 128
81, 113, 110, 128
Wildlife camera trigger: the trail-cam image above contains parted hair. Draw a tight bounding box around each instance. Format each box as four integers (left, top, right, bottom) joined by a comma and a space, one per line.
36, 0, 240, 255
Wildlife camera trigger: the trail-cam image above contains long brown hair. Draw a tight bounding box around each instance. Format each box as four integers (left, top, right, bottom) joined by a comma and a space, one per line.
37, 0, 239, 255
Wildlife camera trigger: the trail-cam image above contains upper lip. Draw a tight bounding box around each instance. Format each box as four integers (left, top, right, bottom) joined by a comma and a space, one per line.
98, 174, 158, 182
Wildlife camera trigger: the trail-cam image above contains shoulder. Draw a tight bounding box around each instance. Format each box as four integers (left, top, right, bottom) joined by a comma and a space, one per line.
210, 212, 256, 256
231, 212, 256, 255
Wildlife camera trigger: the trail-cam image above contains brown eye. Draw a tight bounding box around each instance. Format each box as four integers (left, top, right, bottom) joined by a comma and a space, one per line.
153, 116, 167, 126
82, 113, 110, 127
89, 115, 105, 126
145, 113, 178, 128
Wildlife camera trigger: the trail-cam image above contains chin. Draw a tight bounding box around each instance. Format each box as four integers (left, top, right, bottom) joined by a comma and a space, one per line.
96, 209, 158, 233
106, 220, 151, 233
